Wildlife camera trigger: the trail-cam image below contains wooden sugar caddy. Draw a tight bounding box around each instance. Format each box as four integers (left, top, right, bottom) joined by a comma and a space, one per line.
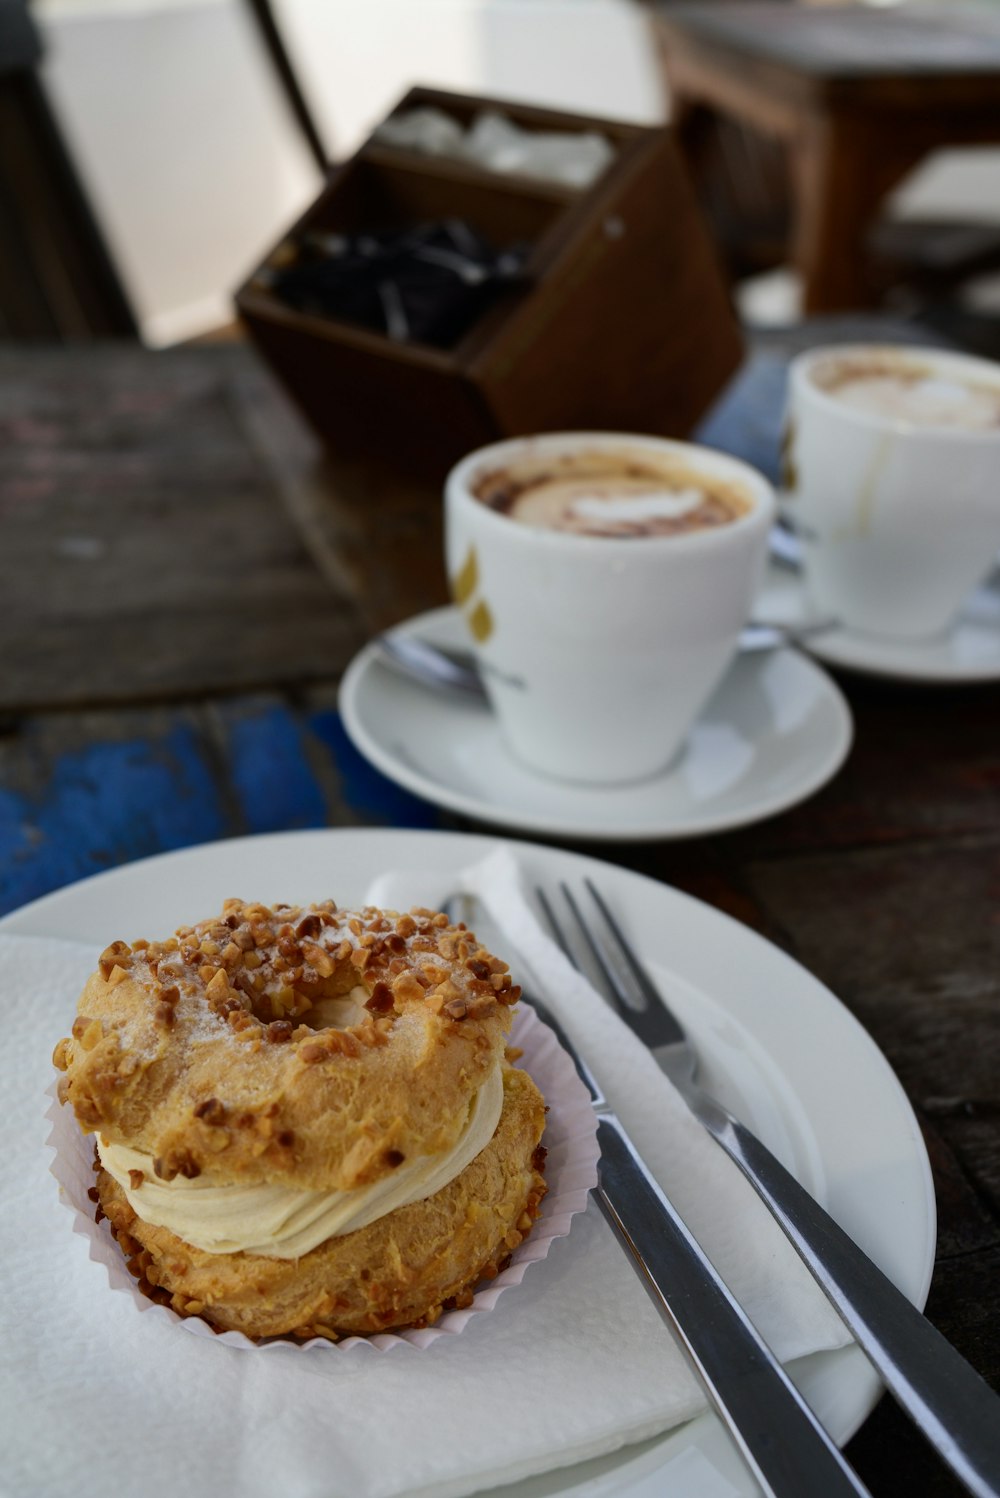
236, 86, 743, 479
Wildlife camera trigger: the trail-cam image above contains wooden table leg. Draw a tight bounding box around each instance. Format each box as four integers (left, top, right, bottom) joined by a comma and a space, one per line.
792, 112, 923, 314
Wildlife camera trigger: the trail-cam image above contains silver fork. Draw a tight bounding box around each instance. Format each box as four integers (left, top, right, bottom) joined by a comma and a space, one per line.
538, 879, 1000, 1498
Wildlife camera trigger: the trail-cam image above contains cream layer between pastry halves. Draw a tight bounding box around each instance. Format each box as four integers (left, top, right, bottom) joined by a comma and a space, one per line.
97, 1063, 504, 1260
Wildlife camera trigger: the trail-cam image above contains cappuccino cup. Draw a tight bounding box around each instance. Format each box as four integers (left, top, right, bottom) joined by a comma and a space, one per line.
786, 345, 1000, 640
444, 432, 774, 784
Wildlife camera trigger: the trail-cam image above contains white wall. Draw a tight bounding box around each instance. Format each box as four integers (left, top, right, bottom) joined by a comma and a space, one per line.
38, 0, 321, 343
277, 0, 664, 161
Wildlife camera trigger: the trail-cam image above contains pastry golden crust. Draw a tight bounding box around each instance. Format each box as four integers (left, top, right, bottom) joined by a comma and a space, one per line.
54, 899, 548, 1340
97, 1063, 548, 1340
53, 899, 521, 1192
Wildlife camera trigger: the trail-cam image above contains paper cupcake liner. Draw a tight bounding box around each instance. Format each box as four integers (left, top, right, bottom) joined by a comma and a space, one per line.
46, 1002, 599, 1353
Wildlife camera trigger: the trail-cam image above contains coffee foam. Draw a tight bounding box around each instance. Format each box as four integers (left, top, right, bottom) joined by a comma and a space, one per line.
471, 448, 749, 538
811, 355, 1000, 432
571, 489, 703, 525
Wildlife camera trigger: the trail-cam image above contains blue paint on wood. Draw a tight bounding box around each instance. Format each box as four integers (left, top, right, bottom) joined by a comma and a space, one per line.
219, 704, 327, 834
0, 724, 225, 915
0, 704, 443, 920
695, 351, 789, 485
307, 710, 442, 830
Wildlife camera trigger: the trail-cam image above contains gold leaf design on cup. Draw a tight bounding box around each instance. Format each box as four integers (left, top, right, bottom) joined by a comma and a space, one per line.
780, 419, 798, 495
451, 545, 479, 606
468, 600, 494, 643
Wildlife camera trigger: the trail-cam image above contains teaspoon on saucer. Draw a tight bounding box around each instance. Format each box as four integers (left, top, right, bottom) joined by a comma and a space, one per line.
376, 618, 838, 703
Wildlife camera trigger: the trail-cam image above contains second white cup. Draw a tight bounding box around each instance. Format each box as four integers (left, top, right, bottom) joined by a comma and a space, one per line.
786, 344, 1000, 640
445, 432, 775, 785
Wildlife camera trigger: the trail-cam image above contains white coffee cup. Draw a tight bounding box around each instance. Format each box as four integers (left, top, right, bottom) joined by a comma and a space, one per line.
786, 345, 1000, 640
444, 432, 775, 784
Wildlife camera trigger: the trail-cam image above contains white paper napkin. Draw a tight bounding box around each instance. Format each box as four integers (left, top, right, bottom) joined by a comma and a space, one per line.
2, 850, 849, 1498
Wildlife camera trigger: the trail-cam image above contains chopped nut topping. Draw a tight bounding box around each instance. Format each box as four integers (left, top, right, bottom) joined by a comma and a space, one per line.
80, 1019, 104, 1050
298, 1039, 330, 1064
364, 981, 393, 1015
128, 1169, 145, 1191
153, 1149, 201, 1182
391, 971, 424, 1004
205, 969, 230, 999
98, 941, 131, 980
193, 1097, 227, 1124
302, 942, 333, 977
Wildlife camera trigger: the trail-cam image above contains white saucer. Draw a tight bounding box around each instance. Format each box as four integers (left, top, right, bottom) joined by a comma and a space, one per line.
757, 559, 1000, 683
339, 607, 853, 841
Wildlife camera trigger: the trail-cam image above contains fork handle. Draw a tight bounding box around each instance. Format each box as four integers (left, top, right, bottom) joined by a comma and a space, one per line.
597, 1117, 870, 1498
683, 1085, 1000, 1498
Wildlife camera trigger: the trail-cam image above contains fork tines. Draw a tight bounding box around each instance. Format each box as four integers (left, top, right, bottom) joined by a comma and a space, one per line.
535, 880, 685, 1049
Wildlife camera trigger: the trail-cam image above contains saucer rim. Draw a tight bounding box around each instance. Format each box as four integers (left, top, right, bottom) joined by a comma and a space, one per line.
339, 606, 854, 842
760, 561, 1000, 685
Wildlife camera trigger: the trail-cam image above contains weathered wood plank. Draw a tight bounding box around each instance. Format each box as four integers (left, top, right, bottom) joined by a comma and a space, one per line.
236, 355, 450, 636
726, 678, 1000, 857
0, 348, 365, 709
744, 837, 1000, 1236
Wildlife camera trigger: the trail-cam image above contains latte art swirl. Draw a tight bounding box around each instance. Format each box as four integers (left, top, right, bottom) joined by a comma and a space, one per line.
811, 354, 1000, 432
471, 447, 750, 537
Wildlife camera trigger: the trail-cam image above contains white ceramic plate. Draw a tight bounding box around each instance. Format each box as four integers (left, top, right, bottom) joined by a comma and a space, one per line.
757, 559, 1000, 683
4, 827, 935, 1498
338, 607, 854, 842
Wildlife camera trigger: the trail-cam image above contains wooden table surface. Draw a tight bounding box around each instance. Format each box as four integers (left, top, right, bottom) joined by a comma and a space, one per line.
2, 340, 998, 1497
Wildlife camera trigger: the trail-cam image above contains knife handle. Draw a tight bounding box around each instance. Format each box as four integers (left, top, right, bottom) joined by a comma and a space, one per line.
683, 1088, 1000, 1498
597, 1116, 870, 1498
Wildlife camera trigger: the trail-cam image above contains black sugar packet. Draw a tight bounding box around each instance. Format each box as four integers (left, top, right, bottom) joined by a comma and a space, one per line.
264, 220, 532, 349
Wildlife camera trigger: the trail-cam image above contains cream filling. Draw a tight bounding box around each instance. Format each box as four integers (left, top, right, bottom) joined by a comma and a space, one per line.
97, 1063, 505, 1260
